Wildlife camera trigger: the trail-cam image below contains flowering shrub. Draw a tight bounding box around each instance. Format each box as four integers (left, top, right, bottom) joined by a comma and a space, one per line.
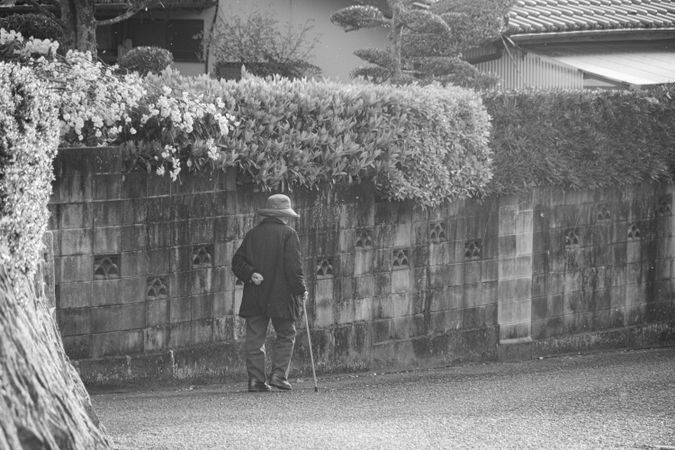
121, 81, 236, 181
0, 30, 235, 182
0, 30, 236, 276
144, 70, 493, 207
0, 28, 59, 59
1, 29, 145, 146
0, 62, 60, 277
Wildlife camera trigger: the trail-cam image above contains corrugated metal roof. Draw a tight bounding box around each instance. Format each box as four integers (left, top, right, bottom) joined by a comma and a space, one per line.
508, 0, 675, 35
552, 51, 675, 86
550, 50, 675, 85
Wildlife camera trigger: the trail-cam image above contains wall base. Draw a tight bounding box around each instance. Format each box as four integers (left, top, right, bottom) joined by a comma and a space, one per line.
77, 323, 674, 389
498, 322, 675, 362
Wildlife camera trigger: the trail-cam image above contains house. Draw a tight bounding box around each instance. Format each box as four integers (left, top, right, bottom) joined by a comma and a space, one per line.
96, 0, 387, 80
99, 0, 675, 87
466, 0, 675, 89
95, 0, 216, 76
0, 0, 383, 79
6, 0, 672, 87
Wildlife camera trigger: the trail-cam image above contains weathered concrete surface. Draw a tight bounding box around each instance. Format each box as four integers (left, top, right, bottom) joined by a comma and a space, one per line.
93, 347, 675, 449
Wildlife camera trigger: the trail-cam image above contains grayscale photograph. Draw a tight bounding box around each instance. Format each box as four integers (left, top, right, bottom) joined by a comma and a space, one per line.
0, 0, 674, 448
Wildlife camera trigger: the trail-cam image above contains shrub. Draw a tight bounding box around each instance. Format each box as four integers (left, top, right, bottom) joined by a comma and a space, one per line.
483, 89, 675, 194
118, 46, 174, 76
0, 62, 60, 277
0, 46, 111, 450
209, 10, 321, 80
1, 29, 233, 194
0, 14, 64, 44
136, 70, 493, 207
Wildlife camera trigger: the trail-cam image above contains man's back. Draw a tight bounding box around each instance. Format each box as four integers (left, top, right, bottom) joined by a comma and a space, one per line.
232, 217, 305, 320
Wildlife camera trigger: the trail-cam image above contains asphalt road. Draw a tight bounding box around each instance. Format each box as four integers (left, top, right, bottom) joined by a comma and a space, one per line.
93, 347, 675, 449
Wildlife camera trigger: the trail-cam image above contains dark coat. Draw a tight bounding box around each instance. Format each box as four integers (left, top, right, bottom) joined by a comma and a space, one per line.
232, 217, 306, 320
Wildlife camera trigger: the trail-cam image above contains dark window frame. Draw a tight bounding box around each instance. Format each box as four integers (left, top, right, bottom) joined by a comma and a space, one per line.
97, 18, 203, 63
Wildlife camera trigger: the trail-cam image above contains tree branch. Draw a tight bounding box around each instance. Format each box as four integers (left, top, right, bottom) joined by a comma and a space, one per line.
95, 0, 162, 27
24, 0, 66, 29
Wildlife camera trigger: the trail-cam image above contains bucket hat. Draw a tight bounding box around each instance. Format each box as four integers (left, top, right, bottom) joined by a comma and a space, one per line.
257, 194, 299, 218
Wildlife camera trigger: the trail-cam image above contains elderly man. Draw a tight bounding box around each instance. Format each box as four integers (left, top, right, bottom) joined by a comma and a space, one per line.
232, 194, 308, 392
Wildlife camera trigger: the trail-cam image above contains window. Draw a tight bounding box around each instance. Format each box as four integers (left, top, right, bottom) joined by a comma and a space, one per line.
97, 18, 203, 63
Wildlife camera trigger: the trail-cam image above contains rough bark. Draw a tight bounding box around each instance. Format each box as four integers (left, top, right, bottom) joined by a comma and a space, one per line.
56, 0, 156, 54
74, 0, 97, 54
390, 1, 403, 80
57, 0, 78, 51
0, 264, 109, 449
54, 0, 97, 53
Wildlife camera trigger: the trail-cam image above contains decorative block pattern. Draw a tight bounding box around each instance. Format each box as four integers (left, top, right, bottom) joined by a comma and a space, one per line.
627, 223, 641, 240
464, 240, 482, 259
564, 228, 580, 247
657, 194, 672, 216
146, 277, 169, 300
192, 245, 213, 268
355, 228, 373, 248
316, 257, 334, 278
429, 222, 447, 243
93, 254, 120, 280
392, 248, 409, 268
595, 204, 611, 221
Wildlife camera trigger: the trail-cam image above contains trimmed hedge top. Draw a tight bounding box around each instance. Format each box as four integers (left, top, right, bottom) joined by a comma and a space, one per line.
484, 88, 675, 195
137, 71, 493, 207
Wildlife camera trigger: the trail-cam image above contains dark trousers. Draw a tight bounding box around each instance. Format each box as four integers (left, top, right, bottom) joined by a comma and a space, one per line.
244, 315, 296, 382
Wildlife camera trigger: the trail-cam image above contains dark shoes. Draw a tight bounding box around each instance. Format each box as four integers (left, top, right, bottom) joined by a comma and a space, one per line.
269, 374, 292, 391
247, 376, 291, 392
248, 379, 271, 392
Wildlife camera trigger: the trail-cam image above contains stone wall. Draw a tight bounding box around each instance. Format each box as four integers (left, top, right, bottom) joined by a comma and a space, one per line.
49, 148, 675, 385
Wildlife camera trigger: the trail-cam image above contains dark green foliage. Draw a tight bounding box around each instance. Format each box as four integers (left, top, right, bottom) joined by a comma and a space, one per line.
243, 61, 321, 80
0, 14, 64, 44
432, 0, 512, 52
353, 48, 396, 68
142, 71, 493, 207
118, 46, 173, 76
411, 57, 499, 89
331, 0, 505, 89
484, 88, 675, 194
330, 5, 388, 31
350, 65, 394, 81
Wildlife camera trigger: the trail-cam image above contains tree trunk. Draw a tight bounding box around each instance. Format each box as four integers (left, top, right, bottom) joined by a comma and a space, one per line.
0, 265, 110, 449
390, 0, 403, 80
58, 0, 98, 54
0, 233, 109, 449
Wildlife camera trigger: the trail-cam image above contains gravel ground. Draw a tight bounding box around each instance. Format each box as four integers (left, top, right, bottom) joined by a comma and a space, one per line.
93, 347, 675, 449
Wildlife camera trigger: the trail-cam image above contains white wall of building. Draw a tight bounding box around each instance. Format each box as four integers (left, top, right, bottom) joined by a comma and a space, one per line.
207, 0, 388, 81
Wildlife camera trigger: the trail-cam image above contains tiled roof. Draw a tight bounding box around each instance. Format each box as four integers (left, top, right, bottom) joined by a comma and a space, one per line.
507, 0, 675, 35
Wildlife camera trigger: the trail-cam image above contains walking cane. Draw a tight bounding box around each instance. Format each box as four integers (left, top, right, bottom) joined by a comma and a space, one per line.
302, 296, 318, 392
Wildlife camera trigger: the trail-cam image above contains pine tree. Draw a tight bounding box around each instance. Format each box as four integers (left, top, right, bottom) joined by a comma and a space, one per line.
330, 0, 512, 89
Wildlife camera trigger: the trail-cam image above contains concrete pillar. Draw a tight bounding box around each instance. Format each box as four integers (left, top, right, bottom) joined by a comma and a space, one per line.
497, 193, 534, 342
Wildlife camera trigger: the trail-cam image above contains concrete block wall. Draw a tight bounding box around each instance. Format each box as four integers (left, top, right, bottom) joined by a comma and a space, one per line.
530, 184, 675, 341
50, 148, 268, 368
48, 148, 675, 385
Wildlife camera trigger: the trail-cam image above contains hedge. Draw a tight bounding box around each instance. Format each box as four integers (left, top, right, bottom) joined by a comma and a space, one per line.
133, 71, 493, 207
0, 14, 64, 45
118, 46, 174, 76
483, 88, 675, 195
0, 61, 60, 277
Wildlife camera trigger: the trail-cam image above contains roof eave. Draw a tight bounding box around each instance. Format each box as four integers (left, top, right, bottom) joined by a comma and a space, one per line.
508, 28, 675, 45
